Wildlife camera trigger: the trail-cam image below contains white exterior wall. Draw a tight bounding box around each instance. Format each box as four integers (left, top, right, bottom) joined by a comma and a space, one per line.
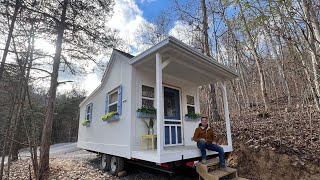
78, 53, 132, 159
133, 68, 201, 150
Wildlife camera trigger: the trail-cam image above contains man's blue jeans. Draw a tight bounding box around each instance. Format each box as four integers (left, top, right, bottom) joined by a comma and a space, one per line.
197, 140, 225, 166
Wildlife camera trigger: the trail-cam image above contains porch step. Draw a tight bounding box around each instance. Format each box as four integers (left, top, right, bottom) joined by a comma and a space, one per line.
202, 158, 220, 167
197, 166, 237, 180
196, 158, 220, 173
196, 158, 248, 180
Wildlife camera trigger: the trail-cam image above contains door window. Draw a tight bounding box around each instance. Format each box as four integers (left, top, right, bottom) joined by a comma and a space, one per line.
164, 87, 180, 120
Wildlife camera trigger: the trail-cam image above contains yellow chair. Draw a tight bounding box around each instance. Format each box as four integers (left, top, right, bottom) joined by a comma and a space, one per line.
141, 135, 157, 150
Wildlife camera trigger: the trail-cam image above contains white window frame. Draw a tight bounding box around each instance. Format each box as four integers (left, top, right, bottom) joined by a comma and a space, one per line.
186, 95, 195, 114
142, 85, 155, 107
108, 89, 118, 112
86, 104, 91, 120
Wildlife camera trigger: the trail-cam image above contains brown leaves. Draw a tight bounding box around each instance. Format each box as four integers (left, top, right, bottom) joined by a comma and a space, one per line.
3, 159, 117, 180
230, 108, 320, 164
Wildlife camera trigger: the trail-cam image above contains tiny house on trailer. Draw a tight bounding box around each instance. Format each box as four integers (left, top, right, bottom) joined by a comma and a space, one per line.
77, 36, 238, 175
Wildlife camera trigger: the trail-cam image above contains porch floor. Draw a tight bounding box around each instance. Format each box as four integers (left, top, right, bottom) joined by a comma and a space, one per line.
131, 145, 231, 163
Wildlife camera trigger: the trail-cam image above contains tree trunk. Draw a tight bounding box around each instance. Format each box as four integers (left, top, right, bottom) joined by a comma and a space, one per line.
38, 0, 68, 178
0, 102, 16, 180
302, 0, 320, 105
201, 0, 210, 57
10, 17, 37, 165
237, 0, 269, 112
0, 0, 20, 81
293, 42, 320, 111
304, 0, 320, 48
201, 0, 221, 121
264, 29, 291, 106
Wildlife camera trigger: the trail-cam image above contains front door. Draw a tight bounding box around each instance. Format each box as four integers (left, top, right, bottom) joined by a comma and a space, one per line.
164, 87, 183, 146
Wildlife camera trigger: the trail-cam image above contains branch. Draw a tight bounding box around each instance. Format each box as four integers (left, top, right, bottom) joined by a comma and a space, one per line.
58, 80, 73, 85
61, 55, 76, 75
0, 132, 30, 146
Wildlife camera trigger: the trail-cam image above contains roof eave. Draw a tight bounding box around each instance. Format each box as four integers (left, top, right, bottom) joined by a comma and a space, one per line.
167, 37, 239, 79
129, 38, 170, 65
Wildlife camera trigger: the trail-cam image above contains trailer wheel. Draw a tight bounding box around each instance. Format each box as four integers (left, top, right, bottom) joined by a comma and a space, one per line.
100, 154, 111, 171
110, 156, 124, 175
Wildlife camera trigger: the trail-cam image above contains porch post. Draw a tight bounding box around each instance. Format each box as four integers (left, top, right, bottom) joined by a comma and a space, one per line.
220, 81, 233, 149
156, 53, 164, 156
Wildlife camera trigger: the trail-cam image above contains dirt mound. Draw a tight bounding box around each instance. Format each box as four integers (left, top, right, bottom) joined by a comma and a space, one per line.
229, 144, 320, 180
210, 104, 320, 180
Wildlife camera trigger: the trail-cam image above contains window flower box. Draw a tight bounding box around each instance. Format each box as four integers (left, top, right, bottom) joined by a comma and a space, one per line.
184, 113, 202, 121
81, 120, 90, 127
136, 112, 156, 119
102, 111, 120, 122
136, 107, 156, 119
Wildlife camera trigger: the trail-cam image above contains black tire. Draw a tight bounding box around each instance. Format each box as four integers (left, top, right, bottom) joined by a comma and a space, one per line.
109, 156, 124, 175
100, 154, 111, 171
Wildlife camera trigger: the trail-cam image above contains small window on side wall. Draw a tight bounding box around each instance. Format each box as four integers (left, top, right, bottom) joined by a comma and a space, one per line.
187, 95, 195, 114
108, 90, 118, 112
86, 103, 93, 121
142, 85, 154, 108
105, 85, 122, 115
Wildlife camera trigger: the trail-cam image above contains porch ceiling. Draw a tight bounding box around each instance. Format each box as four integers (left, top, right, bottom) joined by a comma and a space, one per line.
131, 37, 238, 86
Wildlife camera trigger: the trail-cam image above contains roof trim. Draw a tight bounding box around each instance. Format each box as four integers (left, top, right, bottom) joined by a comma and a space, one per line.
129, 38, 169, 65
80, 50, 125, 107
114, 49, 134, 58
129, 36, 238, 78
168, 37, 238, 78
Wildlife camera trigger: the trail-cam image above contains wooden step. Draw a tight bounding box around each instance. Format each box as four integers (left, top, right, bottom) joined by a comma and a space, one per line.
196, 158, 220, 174
202, 158, 220, 166
197, 167, 237, 180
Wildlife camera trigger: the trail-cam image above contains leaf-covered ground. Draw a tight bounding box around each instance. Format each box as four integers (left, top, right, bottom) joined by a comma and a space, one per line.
3, 103, 320, 180
232, 107, 319, 164
212, 103, 320, 180
3, 159, 117, 180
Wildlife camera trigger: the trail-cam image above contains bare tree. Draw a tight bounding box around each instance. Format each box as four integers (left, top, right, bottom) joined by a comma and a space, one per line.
0, 0, 21, 81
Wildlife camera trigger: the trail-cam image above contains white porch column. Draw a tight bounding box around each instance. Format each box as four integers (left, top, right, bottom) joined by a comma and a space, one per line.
220, 81, 233, 149
156, 53, 164, 156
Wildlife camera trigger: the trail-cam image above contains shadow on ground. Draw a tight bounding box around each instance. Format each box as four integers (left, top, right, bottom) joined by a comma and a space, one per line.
85, 156, 198, 180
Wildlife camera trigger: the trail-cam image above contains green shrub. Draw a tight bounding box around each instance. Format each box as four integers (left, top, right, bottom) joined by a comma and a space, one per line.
185, 113, 202, 119
136, 106, 156, 115
101, 111, 119, 121
81, 119, 90, 125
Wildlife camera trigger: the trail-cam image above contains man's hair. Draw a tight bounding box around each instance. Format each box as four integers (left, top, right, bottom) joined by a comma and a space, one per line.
201, 116, 207, 120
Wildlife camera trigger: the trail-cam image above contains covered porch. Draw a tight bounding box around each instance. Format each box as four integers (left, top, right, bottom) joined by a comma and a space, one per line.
130, 37, 238, 163
131, 145, 232, 163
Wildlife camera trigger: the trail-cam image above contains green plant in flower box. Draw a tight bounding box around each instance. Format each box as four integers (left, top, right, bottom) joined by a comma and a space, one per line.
81, 119, 90, 125
101, 111, 119, 121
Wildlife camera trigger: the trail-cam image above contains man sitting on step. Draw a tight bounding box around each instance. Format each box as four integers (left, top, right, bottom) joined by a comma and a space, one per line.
193, 116, 226, 167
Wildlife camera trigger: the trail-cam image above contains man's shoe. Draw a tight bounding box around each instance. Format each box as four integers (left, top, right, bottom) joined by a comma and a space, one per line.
219, 164, 227, 170
200, 159, 207, 164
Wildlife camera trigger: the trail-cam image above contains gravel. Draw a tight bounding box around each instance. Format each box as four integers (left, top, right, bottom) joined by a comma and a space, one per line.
3, 143, 198, 180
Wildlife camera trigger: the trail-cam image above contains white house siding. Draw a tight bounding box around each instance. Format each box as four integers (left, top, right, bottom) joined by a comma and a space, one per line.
133, 67, 201, 150
78, 52, 132, 159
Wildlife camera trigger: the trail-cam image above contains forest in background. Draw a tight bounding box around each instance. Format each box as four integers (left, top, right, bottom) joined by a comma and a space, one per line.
0, 0, 320, 179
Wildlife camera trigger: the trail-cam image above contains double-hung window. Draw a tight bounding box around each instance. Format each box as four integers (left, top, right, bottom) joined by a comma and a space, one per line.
142, 85, 154, 108
108, 90, 118, 112
105, 85, 122, 115
186, 95, 195, 114
86, 103, 93, 121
